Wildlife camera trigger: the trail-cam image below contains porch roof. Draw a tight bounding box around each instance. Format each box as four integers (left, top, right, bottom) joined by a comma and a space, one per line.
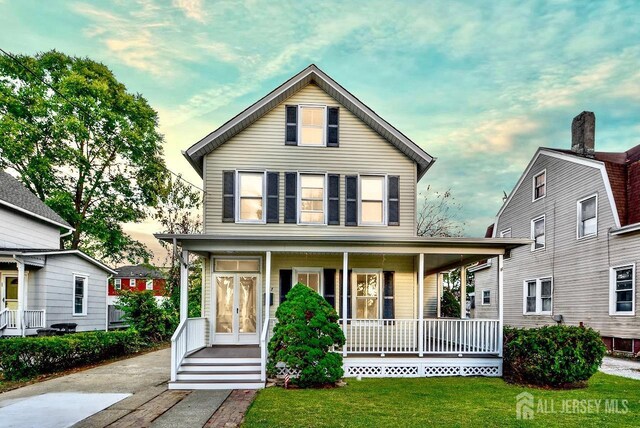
155, 234, 530, 274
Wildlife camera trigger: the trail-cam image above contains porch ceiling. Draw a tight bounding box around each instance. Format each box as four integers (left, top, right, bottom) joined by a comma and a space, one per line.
155, 234, 530, 273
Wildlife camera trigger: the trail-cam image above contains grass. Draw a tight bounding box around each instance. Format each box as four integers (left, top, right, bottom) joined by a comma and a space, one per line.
243, 373, 639, 427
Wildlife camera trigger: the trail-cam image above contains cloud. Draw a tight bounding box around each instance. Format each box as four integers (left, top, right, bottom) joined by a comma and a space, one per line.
173, 0, 206, 23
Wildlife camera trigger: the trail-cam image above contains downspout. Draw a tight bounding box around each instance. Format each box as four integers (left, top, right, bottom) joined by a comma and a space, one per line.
60, 228, 74, 250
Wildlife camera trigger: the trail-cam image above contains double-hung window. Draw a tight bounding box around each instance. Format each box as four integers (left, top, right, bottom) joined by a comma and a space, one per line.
293, 268, 323, 294
524, 277, 552, 314
114, 278, 121, 290
482, 290, 491, 305
610, 265, 635, 315
353, 271, 381, 319
73, 274, 88, 316
299, 174, 326, 224
531, 216, 545, 250
146, 279, 154, 291
577, 195, 597, 238
299, 105, 325, 146
360, 176, 386, 225
533, 170, 546, 200
237, 171, 265, 223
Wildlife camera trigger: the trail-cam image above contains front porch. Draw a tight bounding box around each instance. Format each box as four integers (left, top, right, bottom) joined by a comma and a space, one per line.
158, 234, 528, 389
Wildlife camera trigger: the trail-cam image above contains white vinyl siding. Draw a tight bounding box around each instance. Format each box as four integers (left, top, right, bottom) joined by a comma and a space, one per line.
610, 264, 635, 316
0, 206, 61, 249
202, 84, 417, 237
577, 194, 597, 239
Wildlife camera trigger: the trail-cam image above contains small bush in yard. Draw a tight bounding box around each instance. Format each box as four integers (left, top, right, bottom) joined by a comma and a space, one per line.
116, 290, 177, 342
0, 330, 145, 381
267, 283, 346, 387
503, 325, 606, 388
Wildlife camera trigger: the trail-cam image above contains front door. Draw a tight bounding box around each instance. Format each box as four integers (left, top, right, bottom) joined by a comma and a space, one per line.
1, 276, 18, 311
213, 273, 259, 344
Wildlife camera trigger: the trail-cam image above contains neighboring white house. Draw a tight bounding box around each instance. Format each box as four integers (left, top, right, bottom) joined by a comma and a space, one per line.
156, 64, 528, 389
474, 112, 640, 355
0, 171, 116, 336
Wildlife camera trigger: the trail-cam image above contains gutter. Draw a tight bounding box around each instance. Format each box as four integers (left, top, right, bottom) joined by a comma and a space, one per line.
610, 222, 640, 236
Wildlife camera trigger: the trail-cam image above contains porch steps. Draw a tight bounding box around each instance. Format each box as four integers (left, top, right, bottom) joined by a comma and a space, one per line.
169, 346, 264, 390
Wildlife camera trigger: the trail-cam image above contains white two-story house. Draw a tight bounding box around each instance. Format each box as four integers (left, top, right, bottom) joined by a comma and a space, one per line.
157, 65, 528, 389
0, 171, 115, 336
473, 112, 640, 355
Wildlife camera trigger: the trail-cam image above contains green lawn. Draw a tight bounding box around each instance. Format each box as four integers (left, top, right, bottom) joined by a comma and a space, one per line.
243, 373, 639, 427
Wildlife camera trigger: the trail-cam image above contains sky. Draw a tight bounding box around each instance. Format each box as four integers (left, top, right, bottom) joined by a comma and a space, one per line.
1, 0, 640, 264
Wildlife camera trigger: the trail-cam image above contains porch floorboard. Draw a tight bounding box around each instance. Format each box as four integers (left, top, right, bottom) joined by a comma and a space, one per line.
188, 345, 260, 359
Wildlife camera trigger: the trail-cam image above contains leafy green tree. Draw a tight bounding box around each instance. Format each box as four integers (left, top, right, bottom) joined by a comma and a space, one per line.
0, 50, 168, 263
267, 284, 345, 387
116, 290, 177, 342
440, 288, 461, 318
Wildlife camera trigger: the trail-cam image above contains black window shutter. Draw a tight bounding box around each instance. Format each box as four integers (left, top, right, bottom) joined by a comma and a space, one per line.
222, 171, 235, 222
327, 107, 339, 147
328, 174, 340, 225
323, 268, 336, 309
345, 175, 358, 226
285, 106, 297, 146
383, 271, 395, 319
279, 269, 293, 304
339, 269, 353, 319
284, 172, 297, 223
388, 176, 400, 226
266, 172, 279, 223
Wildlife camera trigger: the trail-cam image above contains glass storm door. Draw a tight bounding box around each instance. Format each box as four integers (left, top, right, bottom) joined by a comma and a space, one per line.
2, 276, 18, 311
213, 274, 259, 344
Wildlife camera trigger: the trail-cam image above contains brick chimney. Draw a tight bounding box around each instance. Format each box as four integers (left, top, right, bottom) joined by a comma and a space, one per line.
571, 111, 595, 157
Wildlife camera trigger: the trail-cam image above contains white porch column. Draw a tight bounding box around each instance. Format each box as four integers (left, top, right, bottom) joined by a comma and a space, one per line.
264, 251, 271, 326
498, 254, 504, 357
418, 253, 424, 357
436, 272, 442, 318
342, 251, 348, 357
179, 250, 189, 323
15, 258, 25, 336
460, 265, 467, 319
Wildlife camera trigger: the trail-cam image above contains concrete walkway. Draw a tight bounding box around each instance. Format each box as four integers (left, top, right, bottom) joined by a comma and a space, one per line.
0, 347, 254, 427
600, 356, 640, 381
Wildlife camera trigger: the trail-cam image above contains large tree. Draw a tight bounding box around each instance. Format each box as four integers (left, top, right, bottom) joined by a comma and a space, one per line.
0, 50, 168, 263
416, 185, 465, 238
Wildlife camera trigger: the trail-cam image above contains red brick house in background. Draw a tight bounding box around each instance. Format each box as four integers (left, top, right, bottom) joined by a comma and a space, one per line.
108, 265, 167, 328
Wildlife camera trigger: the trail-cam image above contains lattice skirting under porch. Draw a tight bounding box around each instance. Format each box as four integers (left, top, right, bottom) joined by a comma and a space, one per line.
342, 358, 502, 378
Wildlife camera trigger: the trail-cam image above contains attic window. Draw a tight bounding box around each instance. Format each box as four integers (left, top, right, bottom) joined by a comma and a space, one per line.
299, 105, 325, 146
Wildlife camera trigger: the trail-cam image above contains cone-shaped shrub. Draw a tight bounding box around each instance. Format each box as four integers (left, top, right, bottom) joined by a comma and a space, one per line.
267, 283, 346, 387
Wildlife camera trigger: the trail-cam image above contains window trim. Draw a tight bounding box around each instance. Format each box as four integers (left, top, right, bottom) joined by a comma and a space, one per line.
351, 269, 383, 320
609, 263, 636, 316
522, 277, 553, 315
235, 170, 267, 224
577, 193, 598, 240
297, 172, 328, 225
114, 278, 121, 290
130, 278, 136, 288
72, 273, 89, 316
532, 169, 546, 202
297, 104, 327, 147
481, 289, 491, 305
530, 215, 546, 251
213, 256, 262, 273
145, 279, 154, 291
292, 267, 324, 295
358, 174, 388, 226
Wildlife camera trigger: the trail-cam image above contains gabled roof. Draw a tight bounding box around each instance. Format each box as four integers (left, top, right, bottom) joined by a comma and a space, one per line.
114, 264, 165, 279
0, 248, 116, 274
183, 64, 435, 180
0, 171, 72, 230
544, 145, 640, 227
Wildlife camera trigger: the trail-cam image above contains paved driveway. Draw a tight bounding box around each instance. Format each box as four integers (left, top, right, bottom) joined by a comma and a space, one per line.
600, 356, 640, 381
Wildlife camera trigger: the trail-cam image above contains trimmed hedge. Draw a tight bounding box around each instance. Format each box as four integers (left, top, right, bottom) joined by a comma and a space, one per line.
503, 325, 606, 387
0, 330, 145, 381
267, 283, 345, 387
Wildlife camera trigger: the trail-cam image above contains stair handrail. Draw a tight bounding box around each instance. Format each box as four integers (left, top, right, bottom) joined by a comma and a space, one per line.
0, 308, 7, 330
171, 318, 188, 382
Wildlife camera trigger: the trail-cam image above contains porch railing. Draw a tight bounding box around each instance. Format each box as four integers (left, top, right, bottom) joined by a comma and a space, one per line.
171, 317, 206, 381
340, 318, 500, 355
0, 309, 8, 330
24, 310, 46, 329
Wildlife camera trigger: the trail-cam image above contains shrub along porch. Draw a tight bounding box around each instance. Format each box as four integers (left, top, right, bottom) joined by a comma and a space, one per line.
156, 234, 528, 389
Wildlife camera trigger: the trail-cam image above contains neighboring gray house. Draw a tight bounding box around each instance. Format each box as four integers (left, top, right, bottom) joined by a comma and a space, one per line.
474, 112, 640, 355
0, 171, 116, 336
